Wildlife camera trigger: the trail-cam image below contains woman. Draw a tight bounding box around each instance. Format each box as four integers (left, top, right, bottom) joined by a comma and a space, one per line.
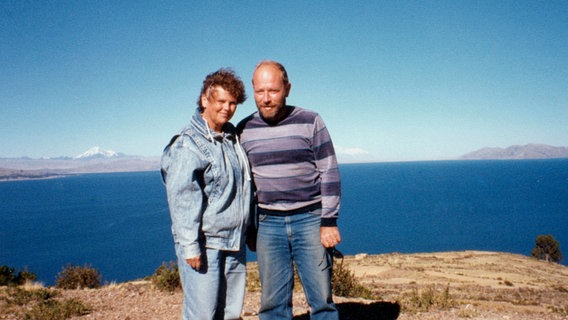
161, 68, 252, 320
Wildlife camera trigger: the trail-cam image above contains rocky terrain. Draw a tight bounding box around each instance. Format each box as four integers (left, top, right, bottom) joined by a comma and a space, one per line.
2, 251, 567, 319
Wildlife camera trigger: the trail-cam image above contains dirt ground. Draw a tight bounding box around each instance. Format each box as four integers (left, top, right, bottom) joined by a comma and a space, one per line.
2, 251, 567, 319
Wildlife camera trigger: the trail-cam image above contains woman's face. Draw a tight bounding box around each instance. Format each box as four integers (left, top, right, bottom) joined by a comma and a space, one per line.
201, 86, 237, 132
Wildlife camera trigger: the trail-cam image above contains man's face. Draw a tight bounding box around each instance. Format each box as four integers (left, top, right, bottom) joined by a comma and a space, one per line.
252, 65, 291, 123
201, 86, 237, 132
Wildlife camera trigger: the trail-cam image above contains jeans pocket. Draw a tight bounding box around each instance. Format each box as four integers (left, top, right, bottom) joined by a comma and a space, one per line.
258, 213, 268, 222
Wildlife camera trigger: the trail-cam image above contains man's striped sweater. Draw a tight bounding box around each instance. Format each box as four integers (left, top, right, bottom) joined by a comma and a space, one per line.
237, 106, 341, 226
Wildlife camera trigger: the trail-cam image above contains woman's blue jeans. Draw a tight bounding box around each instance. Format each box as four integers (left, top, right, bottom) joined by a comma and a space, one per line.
176, 244, 246, 320
257, 210, 338, 320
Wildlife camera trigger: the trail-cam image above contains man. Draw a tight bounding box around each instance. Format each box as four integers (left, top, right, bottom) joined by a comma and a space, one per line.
237, 60, 341, 320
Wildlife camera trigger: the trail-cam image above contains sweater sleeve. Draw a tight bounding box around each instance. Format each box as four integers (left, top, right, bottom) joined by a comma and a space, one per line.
312, 114, 341, 226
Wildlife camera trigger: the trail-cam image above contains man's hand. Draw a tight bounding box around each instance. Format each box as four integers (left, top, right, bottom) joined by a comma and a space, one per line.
320, 226, 341, 248
185, 256, 202, 271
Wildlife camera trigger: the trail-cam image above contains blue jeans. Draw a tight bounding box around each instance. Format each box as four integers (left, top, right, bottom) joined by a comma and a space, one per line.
257, 210, 338, 320
176, 244, 246, 320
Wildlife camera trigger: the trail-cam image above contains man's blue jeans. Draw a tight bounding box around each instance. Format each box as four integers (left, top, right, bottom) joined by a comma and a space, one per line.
176, 244, 246, 320
257, 210, 338, 320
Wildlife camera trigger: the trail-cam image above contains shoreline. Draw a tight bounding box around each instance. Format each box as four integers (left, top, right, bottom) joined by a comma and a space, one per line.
0, 174, 75, 182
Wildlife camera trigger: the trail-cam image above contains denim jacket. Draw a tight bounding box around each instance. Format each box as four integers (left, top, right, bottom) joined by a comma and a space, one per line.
161, 109, 252, 260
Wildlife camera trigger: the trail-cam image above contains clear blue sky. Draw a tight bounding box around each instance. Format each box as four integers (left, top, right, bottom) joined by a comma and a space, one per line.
2, 1, 567, 162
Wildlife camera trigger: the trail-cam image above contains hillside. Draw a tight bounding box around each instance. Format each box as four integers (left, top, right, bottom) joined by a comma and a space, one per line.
0, 157, 160, 181
2, 251, 567, 319
460, 144, 568, 160
0, 147, 160, 181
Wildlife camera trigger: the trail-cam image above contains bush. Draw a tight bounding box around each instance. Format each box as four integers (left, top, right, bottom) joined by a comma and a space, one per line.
0, 266, 17, 286
246, 264, 262, 292
1, 286, 58, 307
548, 304, 568, 316
331, 252, 377, 300
531, 234, 563, 263
23, 298, 91, 320
0, 265, 37, 286
1, 286, 91, 320
401, 284, 453, 313
151, 261, 181, 292
18, 269, 37, 284
55, 264, 101, 289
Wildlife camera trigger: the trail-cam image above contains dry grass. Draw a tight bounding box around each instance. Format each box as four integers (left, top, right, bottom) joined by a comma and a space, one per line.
345, 251, 568, 319
1, 251, 567, 320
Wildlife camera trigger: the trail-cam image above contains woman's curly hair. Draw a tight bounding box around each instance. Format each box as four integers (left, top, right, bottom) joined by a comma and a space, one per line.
197, 68, 247, 110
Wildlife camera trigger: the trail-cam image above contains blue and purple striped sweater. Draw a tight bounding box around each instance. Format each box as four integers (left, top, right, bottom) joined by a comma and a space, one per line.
237, 106, 341, 226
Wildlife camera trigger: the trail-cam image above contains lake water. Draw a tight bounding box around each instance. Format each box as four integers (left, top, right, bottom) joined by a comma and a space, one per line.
1, 159, 567, 285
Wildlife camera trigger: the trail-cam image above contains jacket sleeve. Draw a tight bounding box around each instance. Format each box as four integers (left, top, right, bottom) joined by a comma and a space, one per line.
161, 134, 206, 260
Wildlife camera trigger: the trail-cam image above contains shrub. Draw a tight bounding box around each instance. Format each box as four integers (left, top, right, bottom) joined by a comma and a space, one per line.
532, 234, 563, 263
151, 261, 181, 292
0, 265, 37, 286
246, 264, 261, 292
23, 297, 91, 320
331, 253, 377, 299
2, 286, 57, 307
18, 269, 38, 284
0, 265, 17, 286
55, 264, 101, 289
1, 286, 91, 320
548, 304, 568, 316
400, 284, 453, 313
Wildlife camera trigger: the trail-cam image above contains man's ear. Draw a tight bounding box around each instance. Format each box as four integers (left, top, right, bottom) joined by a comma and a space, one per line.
285, 82, 292, 98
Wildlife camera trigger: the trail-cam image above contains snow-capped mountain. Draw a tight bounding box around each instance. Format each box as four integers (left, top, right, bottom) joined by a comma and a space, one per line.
74, 146, 120, 159
1, 147, 160, 180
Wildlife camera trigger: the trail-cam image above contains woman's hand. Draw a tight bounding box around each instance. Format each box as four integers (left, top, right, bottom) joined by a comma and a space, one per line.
186, 256, 202, 271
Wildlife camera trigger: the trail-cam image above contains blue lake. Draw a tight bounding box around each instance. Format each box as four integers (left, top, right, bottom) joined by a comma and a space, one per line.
1, 159, 567, 285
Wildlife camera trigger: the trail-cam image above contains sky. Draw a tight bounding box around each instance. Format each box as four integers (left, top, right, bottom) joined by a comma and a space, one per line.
1, 1, 567, 162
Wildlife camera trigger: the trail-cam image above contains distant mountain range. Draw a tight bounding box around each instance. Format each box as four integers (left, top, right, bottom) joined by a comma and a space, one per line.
459, 143, 568, 160
0, 147, 159, 181
2, 144, 567, 181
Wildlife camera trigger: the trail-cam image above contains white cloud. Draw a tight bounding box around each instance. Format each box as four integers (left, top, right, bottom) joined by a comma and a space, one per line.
334, 146, 376, 163
335, 146, 370, 156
